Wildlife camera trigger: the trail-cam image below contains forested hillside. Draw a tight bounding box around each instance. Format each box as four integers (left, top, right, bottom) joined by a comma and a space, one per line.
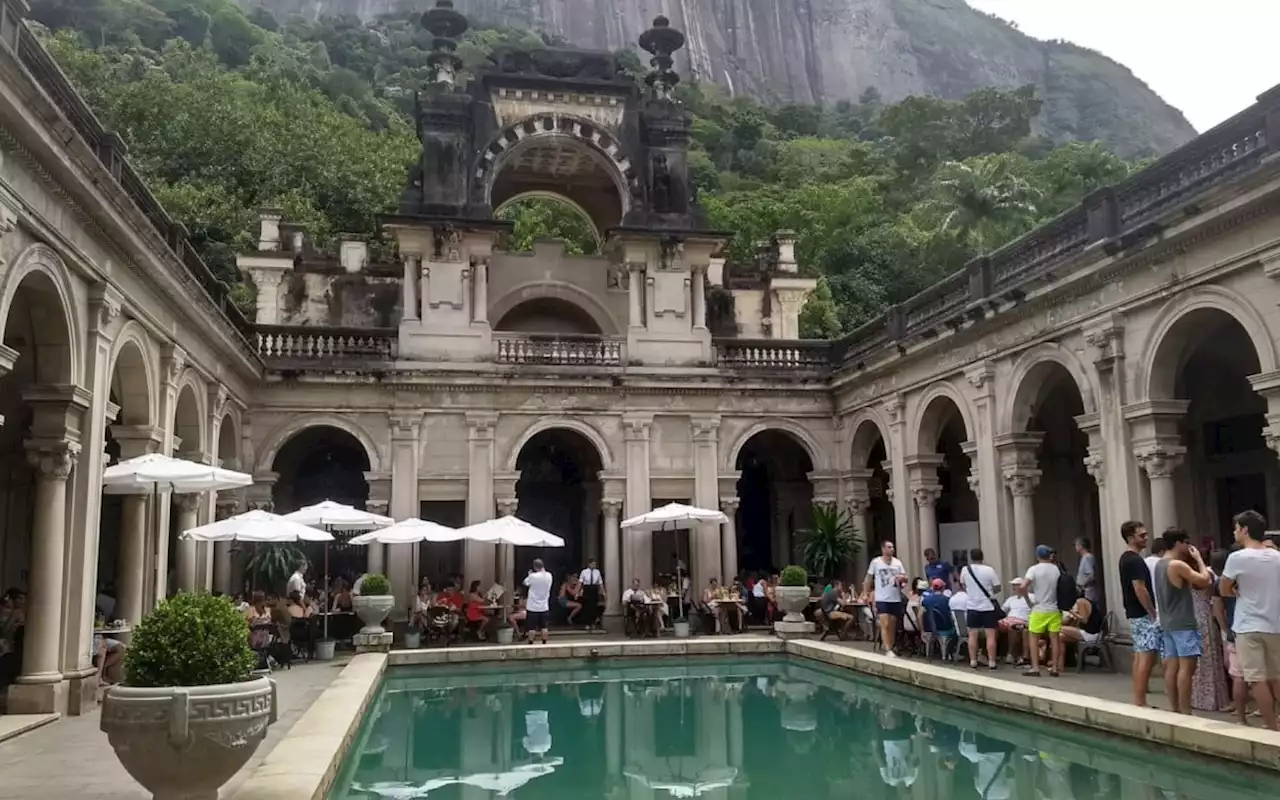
29, 0, 1149, 336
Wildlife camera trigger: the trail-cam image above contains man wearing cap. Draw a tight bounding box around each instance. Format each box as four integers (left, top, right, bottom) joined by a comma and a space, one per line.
1024, 545, 1063, 677
1000, 578, 1034, 666
922, 578, 958, 660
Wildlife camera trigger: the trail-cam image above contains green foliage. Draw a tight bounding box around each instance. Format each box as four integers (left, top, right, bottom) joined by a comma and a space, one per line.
32, 3, 1149, 335
801, 504, 860, 580
779, 566, 808, 587
124, 592, 256, 687
496, 197, 600, 255
245, 543, 304, 593
361, 573, 391, 596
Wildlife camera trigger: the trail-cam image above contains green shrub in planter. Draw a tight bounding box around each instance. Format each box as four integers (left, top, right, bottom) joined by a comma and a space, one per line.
361, 573, 391, 595
124, 592, 256, 687
779, 566, 808, 587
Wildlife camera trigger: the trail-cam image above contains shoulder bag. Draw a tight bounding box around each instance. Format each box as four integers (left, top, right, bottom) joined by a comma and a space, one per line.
966, 564, 1006, 620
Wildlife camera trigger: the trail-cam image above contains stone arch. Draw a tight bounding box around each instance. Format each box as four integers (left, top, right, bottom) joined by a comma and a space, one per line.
910, 380, 976, 455
1139, 285, 1278, 401
725, 419, 827, 474
476, 113, 635, 233
171, 374, 206, 457
494, 190, 605, 252
848, 410, 891, 469
505, 416, 614, 473
216, 409, 241, 470
255, 414, 384, 476
1001, 343, 1098, 434
0, 243, 82, 385
107, 322, 157, 426
489, 280, 621, 335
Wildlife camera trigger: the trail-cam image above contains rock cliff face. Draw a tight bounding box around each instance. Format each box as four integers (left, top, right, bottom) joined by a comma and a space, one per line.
245, 0, 1197, 157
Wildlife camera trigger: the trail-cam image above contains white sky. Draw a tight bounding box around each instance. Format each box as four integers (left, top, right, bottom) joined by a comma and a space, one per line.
967, 1, 1280, 132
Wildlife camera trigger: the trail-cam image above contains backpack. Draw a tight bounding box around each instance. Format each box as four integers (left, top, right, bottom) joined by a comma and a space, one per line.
1055, 569, 1080, 612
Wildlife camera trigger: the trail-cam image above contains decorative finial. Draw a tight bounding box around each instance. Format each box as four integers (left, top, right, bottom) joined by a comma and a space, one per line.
423, 0, 469, 88
639, 14, 686, 101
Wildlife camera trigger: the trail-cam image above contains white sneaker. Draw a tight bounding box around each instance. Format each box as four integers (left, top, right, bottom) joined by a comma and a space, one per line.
885, 650, 898, 658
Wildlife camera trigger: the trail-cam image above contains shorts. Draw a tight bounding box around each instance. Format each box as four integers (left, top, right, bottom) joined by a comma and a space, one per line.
1128, 615, 1161, 654
966, 609, 1002, 630
525, 610, 550, 631
1079, 630, 1102, 644
1237, 632, 1280, 683
1224, 641, 1243, 679
557, 596, 569, 609
1028, 610, 1063, 635
876, 602, 905, 618
998, 617, 1027, 633
1161, 628, 1203, 659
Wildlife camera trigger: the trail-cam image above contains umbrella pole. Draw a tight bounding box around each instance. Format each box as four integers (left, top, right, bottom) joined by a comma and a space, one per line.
323, 535, 331, 640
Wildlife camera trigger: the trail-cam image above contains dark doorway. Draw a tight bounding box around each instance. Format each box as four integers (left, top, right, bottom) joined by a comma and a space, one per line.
514, 429, 602, 586
419, 500, 465, 587
735, 431, 814, 574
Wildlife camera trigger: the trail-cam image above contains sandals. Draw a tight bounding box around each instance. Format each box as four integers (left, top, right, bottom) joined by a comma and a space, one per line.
1022, 670, 1041, 677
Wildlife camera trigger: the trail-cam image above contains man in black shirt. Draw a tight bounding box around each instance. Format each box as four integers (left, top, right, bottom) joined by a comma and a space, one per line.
818, 580, 854, 641
1117, 520, 1160, 707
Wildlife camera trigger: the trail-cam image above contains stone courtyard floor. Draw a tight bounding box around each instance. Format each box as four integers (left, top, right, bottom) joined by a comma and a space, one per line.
0, 633, 1242, 798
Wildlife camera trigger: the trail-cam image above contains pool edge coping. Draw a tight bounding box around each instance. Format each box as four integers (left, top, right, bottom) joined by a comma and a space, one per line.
228, 636, 1280, 799
226, 653, 388, 800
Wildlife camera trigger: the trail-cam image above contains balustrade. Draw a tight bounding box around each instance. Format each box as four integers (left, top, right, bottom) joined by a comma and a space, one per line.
493, 334, 624, 366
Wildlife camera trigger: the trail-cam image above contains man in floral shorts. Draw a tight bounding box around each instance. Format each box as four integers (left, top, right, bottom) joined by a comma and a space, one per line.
1118, 521, 1161, 707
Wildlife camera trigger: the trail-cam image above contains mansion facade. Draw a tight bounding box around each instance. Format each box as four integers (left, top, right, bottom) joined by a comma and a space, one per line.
3, 0, 1280, 715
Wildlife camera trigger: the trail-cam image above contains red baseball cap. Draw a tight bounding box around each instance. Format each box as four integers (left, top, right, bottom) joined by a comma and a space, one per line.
930, 578, 945, 591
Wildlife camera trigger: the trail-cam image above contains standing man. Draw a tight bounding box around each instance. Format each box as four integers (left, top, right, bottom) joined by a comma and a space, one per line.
286, 559, 307, 599
961, 547, 1001, 670
863, 540, 907, 658
523, 558, 554, 645
578, 558, 605, 632
1221, 509, 1280, 730
1024, 545, 1062, 677
1152, 529, 1213, 714
1118, 520, 1160, 707
924, 548, 955, 591
1075, 537, 1100, 604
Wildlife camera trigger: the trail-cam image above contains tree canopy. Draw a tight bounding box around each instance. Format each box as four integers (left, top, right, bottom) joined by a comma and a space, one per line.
31, 0, 1146, 332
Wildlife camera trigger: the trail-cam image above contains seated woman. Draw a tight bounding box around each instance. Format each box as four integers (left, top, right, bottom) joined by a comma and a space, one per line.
411, 583, 433, 632
465, 580, 490, 641
1058, 594, 1103, 672
287, 591, 311, 619
648, 581, 670, 635
509, 595, 527, 637
558, 576, 583, 625
245, 591, 274, 650
721, 579, 748, 633
331, 579, 354, 613
434, 581, 463, 637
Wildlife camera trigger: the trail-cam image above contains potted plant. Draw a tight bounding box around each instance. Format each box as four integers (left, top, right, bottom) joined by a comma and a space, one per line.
776, 566, 811, 624
354, 573, 394, 634
801, 503, 861, 584
100, 592, 276, 799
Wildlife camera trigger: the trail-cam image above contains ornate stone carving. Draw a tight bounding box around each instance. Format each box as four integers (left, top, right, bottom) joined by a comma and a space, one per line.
882, 394, 905, 427
465, 412, 497, 440
89, 284, 123, 333
965, 361, 995, 395
496, 498, 519, 516
163, 345, 188, 385
719, 497, 740, 515
26, 442, 78, 480
389, 410, 423, 439
911, 485, 942, 508
1136, 449, 1183, 479
966, 474, 982, 501
215, 496, 241, 519
623, 416, 652, 441
173, 493, 202, 513
210, 385, 231, 422
1083, 451, 1105, 486
606, 265, 630, 290
1084, 315, 1125, 370
690, 415, 720, 441
366, 499, 390, 516
247, 498, 275, 513
1003, 471, 1040, 497
847, 497, 870, 515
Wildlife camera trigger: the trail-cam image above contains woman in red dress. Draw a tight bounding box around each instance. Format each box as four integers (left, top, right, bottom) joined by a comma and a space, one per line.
465, 580, 490, 641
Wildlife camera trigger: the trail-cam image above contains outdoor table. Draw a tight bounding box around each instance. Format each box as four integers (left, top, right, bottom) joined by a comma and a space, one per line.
94, 626, 131, 637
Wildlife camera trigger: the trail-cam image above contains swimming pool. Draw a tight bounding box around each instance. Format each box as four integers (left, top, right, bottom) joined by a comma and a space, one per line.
329, 656, 1280, 799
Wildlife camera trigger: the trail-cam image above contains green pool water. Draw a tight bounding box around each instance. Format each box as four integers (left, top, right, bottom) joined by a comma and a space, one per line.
330, 657, 1280, 799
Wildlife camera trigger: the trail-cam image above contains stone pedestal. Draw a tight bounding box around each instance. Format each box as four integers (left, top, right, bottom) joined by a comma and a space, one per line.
773, 620, 815, 639
354, 632, 393, 653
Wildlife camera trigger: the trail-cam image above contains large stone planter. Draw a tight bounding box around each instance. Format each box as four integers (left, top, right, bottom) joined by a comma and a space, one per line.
354, 594, 395, 634
774, 585, 810, 623
101, 677, 276, 800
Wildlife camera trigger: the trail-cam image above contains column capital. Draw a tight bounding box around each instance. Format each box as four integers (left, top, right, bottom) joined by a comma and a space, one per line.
623, 414, 653, 441
112, 424, 164, 459
88, 283, 124, 336
903, 453, 943, 483
366, 499, 390, 516
25, 440, 79, 480
215, 495, 241, 519
881, 394, 906, 429
388, 410, 424, 440
964, 361, 996, 398
209, 384, 232, 424
601, 497, 625, 516
173, 493, 201, 513
910, 484, 942, 508
1084, 314, 1125, 371
1136, 447, 1184, 479
162, 344, 188, 387
496, 498, 519, 516
690, 414, 720, 442
0, 342, 18, 377
719, 497, 740, 515
465, 411, 497, 440
848, 496, 871, 514
1003, 470, 1041, 497
1083, 450, 1106, 486
966, 473, 982, 501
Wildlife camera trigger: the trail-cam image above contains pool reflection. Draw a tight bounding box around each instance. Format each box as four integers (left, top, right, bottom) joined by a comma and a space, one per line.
332, 659, 1280, 799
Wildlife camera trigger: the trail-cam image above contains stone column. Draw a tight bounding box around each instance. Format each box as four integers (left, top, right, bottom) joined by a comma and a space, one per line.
465, 412, 498, 585
691, 265, 707, 330
174, 493, 202, 592
996, 432, 1043, 572
117, 495, 148, 624
623, 414, 653, 587
8, 440, 79, 714
472, 257, 489, 324
583, 482, 602, 561
847, 494, 871, 580
419, 259, 432, 320
965, 362, 1007, 579
627, 262, 644, 328
495, 498, 518, 593
882, 395, 912, 568
401, 251, 420, 321
364, 473, 390, 574
903, 454, 943, 566
1125, 399, 1189, 537
719, 497, 739, 587
213, 495, 240, 595
389, 411, 423, 608
601, 498, 623, 616
691, 415, 721, 589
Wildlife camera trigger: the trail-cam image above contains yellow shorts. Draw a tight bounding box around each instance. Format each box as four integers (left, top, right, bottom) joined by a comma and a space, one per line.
1028, 610, 1063, 635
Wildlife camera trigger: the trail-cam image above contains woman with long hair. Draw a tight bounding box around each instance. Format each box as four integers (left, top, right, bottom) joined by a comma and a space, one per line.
466, 580, 490, 641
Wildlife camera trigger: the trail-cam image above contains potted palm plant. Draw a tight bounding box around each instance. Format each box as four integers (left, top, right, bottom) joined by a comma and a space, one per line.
100, 592, 276, 799
354, 572, 394, 634
801, 502, 861, 586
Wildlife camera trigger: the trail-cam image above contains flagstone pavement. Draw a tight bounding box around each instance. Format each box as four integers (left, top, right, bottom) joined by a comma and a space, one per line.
0, 633, 1238, 799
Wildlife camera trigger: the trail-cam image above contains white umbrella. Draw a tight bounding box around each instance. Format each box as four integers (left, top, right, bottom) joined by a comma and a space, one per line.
458, 515, 566, 548
348, 518, 462, 545
102, 452, 252, 494
282, 500, 393, 639
621, 503, 728, 620
353, 759, 563, 799
180, 509, 334, 543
